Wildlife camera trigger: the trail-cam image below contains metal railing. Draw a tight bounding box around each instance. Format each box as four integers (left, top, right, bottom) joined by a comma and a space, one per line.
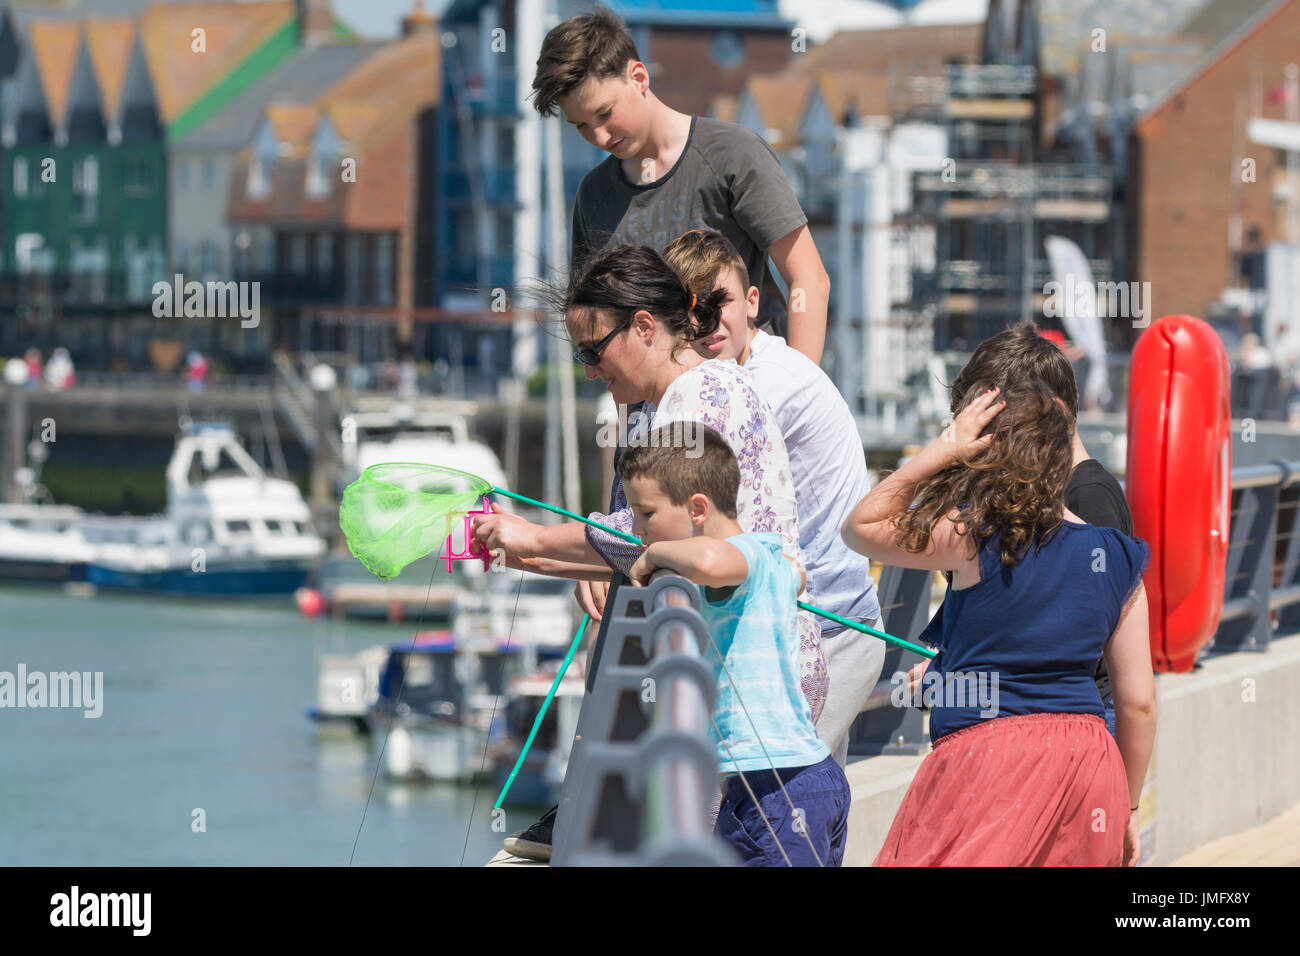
552, 574, 733, 866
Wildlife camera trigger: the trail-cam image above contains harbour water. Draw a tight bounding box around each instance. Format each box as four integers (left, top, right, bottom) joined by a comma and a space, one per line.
0, 584, 536, 866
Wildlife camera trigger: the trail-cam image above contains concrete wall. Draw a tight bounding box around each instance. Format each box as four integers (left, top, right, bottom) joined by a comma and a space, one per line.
843, 633, 1300, 865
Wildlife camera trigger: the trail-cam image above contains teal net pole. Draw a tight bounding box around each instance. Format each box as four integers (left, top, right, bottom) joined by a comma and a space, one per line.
494, 613, 591, 810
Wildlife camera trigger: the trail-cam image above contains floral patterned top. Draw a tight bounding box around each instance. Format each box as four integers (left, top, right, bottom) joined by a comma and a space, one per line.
585, 360, 828, 721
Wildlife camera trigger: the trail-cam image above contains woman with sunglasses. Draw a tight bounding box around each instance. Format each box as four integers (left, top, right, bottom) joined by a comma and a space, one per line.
472, 243, 828, 721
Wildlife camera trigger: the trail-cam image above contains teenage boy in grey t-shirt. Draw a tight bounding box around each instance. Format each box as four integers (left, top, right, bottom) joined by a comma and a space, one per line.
534, 7, 831, 362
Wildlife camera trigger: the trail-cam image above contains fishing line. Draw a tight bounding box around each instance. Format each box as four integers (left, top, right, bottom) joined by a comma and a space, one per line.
349, 547, 446, 867
458, 568, 525, 867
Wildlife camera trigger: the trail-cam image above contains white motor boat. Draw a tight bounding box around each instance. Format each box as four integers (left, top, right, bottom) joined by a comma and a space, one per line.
0, 503, 96, 582
82, 422, 326, 595
342, 399, 507, 490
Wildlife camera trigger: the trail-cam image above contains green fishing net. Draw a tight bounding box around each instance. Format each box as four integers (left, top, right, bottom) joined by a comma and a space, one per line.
339, 463, 492, 579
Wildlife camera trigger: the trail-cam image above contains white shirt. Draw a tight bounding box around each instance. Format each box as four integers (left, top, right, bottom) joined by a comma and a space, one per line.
744, 330, 881, 630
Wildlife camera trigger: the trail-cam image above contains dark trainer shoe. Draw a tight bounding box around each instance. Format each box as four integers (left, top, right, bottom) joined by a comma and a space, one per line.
502, 804, 558, 862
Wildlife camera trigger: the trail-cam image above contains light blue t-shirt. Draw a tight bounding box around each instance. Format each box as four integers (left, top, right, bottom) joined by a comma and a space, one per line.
698, 532, 830, 774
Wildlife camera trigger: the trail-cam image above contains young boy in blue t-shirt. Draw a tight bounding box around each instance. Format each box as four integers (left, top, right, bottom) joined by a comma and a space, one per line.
621, 425, 850, 867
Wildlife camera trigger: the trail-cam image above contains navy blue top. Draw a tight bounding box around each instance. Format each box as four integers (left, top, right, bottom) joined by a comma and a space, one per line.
919, 520, 1150, 742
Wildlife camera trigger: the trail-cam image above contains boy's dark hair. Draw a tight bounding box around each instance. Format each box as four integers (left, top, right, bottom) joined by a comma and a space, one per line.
531, 5, 640, 117
950, 321, 1079, 422
566, 243, 728, 360
619, 426, 739, 519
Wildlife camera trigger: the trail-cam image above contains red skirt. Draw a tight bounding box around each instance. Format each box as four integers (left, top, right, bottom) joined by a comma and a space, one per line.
873, 712, 1128, 866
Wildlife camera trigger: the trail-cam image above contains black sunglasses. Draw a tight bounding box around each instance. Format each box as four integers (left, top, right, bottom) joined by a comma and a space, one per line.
573, 319, 631, 366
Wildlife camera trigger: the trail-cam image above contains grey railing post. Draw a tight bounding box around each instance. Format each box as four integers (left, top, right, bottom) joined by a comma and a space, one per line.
1214, 467, 1279, 654
551, 574, 735, 866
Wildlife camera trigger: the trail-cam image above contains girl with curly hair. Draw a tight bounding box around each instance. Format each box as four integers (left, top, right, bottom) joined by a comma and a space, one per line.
844, 383, 1156, 866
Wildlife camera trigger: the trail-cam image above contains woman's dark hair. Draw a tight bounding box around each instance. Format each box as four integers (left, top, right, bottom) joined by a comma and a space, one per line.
564, 243, 728, 360
892, 382, 1073, 567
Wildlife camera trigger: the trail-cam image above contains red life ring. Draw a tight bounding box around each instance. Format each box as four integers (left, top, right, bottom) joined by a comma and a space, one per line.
1125, 315, 1231, 672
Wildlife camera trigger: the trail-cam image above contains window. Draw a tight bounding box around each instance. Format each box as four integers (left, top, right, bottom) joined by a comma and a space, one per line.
13, 156, 27, 197
225, 520, 251, 534
315, 233, 333, 274
375, 234, 395, 305
264, 519, 283, 533
344, 234, 363, 303
306, 151, 330, 197
200, 240, 218, 276
72, 156, 98, 223
175, 240, 191, 273
498, 124, 515, 165
289, 234, 308, 273
248, 156, 271, 198
177, 159, 190, 191
711, 30, 744, 68
203, 157, 216, 191
124, 158, 154, 195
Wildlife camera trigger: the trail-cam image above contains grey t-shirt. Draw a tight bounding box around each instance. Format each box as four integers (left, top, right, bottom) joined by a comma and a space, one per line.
570, 115, 807, 337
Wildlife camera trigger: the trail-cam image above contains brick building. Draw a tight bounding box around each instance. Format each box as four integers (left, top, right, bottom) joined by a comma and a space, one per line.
1129, 0, 1300, 322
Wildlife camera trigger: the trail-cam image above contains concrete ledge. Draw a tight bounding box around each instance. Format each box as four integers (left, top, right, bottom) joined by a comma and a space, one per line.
1151, 632, 1300, 864
844, 751, 928, 866
842, 633, 1300, 866
485, 849, 547, 867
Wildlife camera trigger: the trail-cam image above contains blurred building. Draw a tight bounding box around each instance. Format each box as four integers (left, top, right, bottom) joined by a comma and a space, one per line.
723, 20, 982, 433
0, 0, 360, 369
227, 22, 442, 366
1127, 0, 1300, 347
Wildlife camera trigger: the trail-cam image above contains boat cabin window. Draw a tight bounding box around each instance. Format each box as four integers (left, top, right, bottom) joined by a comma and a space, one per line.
404, 654, 435, 687
293, 521, 309, 535
264, 519, 283, 533
226, 520, 252, 534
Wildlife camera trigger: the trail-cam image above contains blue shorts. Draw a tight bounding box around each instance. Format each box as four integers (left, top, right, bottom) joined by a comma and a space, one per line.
715, 754, 850, 867
1104, 699, 1116, 738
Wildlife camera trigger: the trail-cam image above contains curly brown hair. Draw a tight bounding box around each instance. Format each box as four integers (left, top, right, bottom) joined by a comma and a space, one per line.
892, 382, 1074, 567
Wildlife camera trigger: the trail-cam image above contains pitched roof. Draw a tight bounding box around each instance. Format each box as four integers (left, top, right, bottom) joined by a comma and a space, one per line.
83, 16, 133, 118
742, 70, 813, 145
799, 22, 982, 74
175, 39, 378, 149
1031, 0, 1208, 77
25, 18, 79, 125
136, 0, 294, 122
1179, 0, 1279, 37
265, 101, 316, 153
230, 30, 442, 230
736, 21, 980, 145
323, 99, 378, 140
710, 92, 736, 122
1136, 0, 1295, 126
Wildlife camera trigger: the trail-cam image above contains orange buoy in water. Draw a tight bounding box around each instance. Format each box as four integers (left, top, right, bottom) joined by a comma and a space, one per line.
1126, 315, 1231, 672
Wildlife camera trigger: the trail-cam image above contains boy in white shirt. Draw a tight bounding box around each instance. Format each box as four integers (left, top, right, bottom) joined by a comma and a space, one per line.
663, 229, 886, 766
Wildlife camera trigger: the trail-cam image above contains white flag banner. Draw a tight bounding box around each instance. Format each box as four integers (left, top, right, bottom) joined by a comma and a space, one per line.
1045, 235, 1111, 407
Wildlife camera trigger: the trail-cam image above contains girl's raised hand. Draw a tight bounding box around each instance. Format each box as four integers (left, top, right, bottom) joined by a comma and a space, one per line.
938, 387, 1004, 464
